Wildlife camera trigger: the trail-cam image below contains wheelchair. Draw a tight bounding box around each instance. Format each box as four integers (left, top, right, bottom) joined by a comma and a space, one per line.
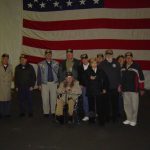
55, 92, 84, 124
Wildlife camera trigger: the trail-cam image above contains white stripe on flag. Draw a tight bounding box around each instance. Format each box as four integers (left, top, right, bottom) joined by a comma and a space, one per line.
23, 28, 150, 41
22, 46, 150, 60
23, 8, 150, 21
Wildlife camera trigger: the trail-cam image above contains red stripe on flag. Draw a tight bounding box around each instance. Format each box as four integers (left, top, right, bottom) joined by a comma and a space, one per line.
23, 19, 150, 31
23, 36, 150, 50
135, 60, 150, 71
26, 55, 150, 70
105, 0, 150, 8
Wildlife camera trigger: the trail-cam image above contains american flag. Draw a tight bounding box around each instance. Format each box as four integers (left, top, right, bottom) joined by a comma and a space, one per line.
23, 0, 150, 70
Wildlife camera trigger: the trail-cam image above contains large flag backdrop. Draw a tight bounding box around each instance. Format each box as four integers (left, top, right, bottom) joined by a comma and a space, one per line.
22, 0, 150, 71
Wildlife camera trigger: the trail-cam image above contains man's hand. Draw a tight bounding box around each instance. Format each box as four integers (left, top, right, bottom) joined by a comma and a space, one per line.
38, 86, 42, 91
29, 87, 33, 91
66, 87, 72, 92
90, 76, 96, 80
102, 89, 106, 94
15, 88, 18, 92
140, 90, 145, 96
118, 85, 122, 92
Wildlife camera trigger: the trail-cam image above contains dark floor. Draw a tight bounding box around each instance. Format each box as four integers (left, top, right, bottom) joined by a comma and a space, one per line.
0, 90, 150, 150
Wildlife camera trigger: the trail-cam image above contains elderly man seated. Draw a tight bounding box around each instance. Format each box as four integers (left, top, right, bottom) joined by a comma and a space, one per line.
55, 72, 82, 124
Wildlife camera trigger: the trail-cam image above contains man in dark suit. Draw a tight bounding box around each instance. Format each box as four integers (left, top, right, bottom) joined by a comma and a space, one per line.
100, 50, 121, 122
15, 54, 36, 117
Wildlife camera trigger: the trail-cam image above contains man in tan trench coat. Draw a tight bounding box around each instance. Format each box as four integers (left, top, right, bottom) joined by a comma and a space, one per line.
0, 54, 13, 118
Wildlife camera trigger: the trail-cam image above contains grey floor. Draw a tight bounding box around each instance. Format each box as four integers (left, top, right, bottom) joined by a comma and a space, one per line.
0, 90, 150, 150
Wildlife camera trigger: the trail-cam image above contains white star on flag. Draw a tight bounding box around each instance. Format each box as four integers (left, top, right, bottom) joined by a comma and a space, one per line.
53, 1, 59, 7
27, 3, 33, 8
80, 0, 86, 5
93, 0, 99, 4
40, 2, 46, 8
66, 0, 73, 6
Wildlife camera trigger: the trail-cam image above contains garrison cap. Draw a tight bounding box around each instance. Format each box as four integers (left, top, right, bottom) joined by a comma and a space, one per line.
45, 49, 52, 55
125, 52, 133, 57
80, 54, 88, 59
105, 49, 113, 55
2, 53, 9, 58
66, 49, 73, 53
66, 71, 73, 77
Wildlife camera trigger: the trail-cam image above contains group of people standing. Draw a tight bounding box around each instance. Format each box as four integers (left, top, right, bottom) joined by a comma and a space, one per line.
0, 49, 145, 127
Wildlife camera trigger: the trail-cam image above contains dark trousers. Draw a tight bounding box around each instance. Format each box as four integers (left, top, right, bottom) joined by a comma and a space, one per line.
88, 94, 107, 123
18, 86, 33, 114
96, 94, 108, 124
118, 92, 124, 118
0, 101, 11, 117
82, 87, 89, 116
107, 89, 119, 121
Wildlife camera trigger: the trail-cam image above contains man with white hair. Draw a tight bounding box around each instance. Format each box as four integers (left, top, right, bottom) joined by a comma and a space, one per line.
37, 50, 59, 118
0, 54, 13, 118
100, 49, 121, 123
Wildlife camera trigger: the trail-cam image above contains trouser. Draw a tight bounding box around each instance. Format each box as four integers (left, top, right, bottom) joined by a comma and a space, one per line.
123, 92, 139, 123
55, 97, 75, 116
96, 94, 108, 123
118, 92, 124, 117
82, 87, 89, 116
0, 101, 11, 116
88, 95, 98, 116
88, 95, 107, 123
18, 86, 33, 114
41, 82, 57, 114
107, 89, 119, 121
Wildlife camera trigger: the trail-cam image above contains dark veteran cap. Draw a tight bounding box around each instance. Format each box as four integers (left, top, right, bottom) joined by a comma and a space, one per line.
80, 54, 88, 59
20, 54, 27, 59
66, 71, 73, 77
125, 52, 133, 57
66, 49, 73, 53
2, 53, 9, 58
97, 53, 104, 58
45, 49, 52, 55
105, 49, 113, 55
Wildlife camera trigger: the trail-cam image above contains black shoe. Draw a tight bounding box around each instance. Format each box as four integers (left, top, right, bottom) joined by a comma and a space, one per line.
28, 113, 33, 117
98, 117, 105, 126
43, 114, 49, 118
56, 115, 64, 124
89, 117, 95, 124
98, 120, 105, 126
50, 113, 55, 120
5, 115, 11, 118
19, 113, 25, 117
68, 116, 73, 124
112, 117, 118, 123
105, 117, 110, 123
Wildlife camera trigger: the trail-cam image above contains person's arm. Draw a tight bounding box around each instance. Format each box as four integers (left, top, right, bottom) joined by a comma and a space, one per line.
30, 65, 36, 88
101, 69, 109, 94
71, 81, 82, 95
137, 64, 145, 95
37, 65, 41, 86
57, 82, 65, 94
14, 66, 18, 89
